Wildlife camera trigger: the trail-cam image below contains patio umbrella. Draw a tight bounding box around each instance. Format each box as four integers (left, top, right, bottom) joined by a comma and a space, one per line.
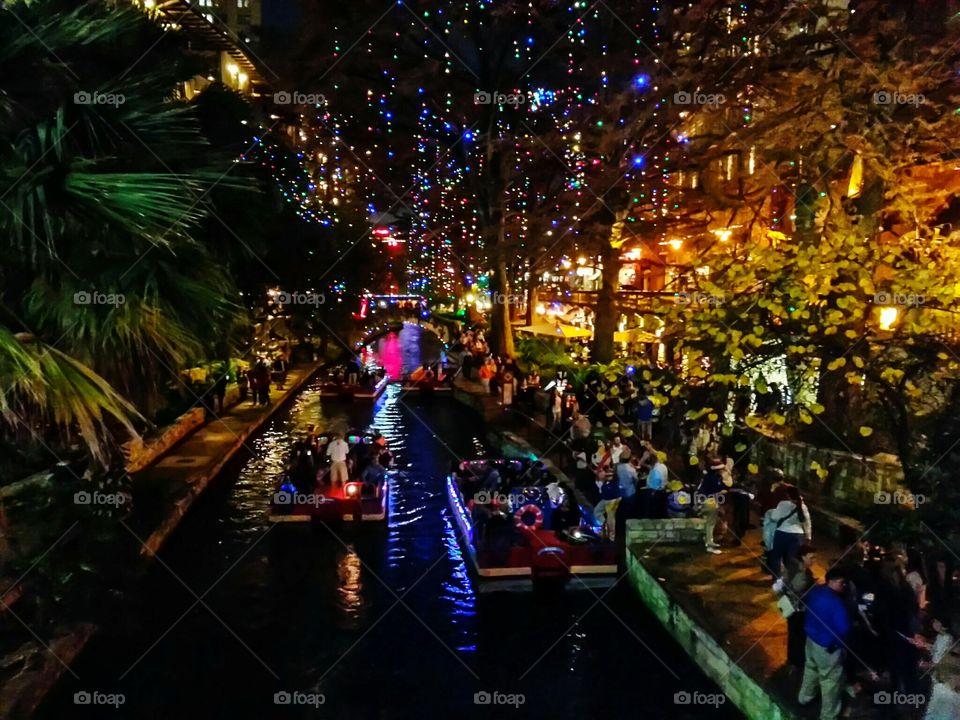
517, 322, 592, 339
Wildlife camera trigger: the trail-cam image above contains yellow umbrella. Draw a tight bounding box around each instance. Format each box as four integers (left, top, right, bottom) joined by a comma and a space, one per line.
517, 322, 592, 339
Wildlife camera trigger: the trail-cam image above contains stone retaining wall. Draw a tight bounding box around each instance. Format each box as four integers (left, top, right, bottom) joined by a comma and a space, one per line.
626, 548, 799, 720
751, 435, 904, 509
626, 517, 705, 545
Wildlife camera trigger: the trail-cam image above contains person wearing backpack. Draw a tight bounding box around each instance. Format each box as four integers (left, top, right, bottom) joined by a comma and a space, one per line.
765, 485, 812, 585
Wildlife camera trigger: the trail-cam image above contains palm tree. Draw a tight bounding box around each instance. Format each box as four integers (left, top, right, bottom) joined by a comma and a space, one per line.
0, 1, 251, 464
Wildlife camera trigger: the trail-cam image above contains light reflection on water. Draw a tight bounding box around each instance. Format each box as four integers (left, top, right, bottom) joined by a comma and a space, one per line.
39, 332, 744, 720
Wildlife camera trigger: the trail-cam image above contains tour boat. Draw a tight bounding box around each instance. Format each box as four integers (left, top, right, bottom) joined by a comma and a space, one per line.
268, 434, 390, 523
398, 366, 452, 393
319, 369, 388, 400
447, 460, 616, 591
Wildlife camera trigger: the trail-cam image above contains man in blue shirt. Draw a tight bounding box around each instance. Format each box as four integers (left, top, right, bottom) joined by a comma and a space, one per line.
615, 448, 638, 499
799, 568, 850, 720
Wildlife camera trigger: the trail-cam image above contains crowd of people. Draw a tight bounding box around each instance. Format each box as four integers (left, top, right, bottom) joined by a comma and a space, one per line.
541, 376, 959, 720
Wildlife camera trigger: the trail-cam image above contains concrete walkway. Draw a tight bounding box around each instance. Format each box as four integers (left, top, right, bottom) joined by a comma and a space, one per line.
126, 363, 320, 557
630, 532, 885, 720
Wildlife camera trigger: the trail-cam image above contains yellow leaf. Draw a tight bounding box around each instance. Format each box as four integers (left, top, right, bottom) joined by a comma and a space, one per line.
771, 413, 786, 425
747, 463, 759, 474
827, 358, 847, 371
852, 356, 864, 368
810, 403, 825, 414
735, 443, 747, 453
689, 455, 700, 466
859, 426, 873, 437
799, 411, 812, 424
708, 412, 719, 422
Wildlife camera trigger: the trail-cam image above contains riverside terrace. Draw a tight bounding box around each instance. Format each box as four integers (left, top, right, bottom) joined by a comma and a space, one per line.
625, 526, 914, 720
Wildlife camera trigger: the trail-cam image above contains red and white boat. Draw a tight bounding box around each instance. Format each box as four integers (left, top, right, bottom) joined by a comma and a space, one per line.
269, 434, 390, 523
447, 460, 616, 591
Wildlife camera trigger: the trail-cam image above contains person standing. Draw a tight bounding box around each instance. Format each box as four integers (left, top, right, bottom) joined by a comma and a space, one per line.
326, 433, 350, 486
635, 394, 654, 440
697, 457, 727, 555
608, 435, 625, 465
784, 544, 817, 671
212, 373, 228, 414
767, 485, 812, 583
615, 448, 638, 500
799, 568, 850, 720
646, 454, 668, 491
549, 388, 562, 432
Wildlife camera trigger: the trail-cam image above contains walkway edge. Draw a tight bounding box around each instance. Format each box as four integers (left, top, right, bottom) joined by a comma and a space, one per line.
137, 364, 320, 558
625, 546, 801, 720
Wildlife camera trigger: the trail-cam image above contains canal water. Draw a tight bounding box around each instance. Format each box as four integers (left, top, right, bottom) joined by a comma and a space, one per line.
39, 326, 742, 720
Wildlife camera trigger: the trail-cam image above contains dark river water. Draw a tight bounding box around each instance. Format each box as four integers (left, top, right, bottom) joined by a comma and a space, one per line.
39, 325, 742, 720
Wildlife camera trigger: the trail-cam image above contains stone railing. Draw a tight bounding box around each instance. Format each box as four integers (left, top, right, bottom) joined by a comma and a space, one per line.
122, 407, 206, 473
750, 435, 904, 509
626, 517, 705, 545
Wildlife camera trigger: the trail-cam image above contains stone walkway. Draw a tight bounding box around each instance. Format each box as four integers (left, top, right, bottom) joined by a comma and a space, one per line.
631, 531, 904, 720
126, 363, 320, 556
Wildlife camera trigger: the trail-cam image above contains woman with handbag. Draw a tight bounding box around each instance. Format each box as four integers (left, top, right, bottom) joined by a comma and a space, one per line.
765, 485, 812, 583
